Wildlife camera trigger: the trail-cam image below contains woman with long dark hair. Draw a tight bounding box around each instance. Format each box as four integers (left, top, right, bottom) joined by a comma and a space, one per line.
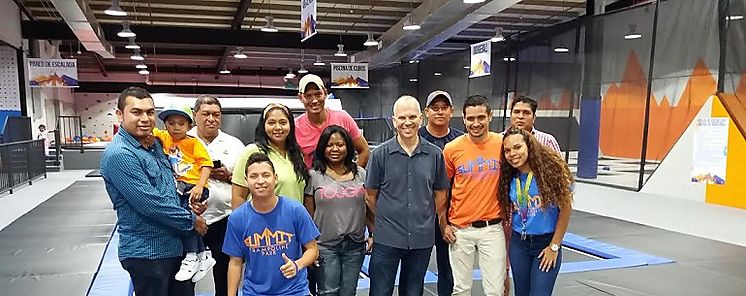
499, 127, 574, 296
231, 103, 310, 208
303, 125, 372, 296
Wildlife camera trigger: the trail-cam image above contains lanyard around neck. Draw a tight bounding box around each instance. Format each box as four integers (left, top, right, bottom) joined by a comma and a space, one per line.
514, 172, 533, 208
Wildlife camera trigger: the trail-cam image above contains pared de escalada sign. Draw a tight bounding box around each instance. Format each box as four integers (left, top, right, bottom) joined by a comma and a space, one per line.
301, 0, 317, 42
691, 117, 729, 185
331, 63, 369, 89
469, 40, 491, 78
28, 58, 79, 87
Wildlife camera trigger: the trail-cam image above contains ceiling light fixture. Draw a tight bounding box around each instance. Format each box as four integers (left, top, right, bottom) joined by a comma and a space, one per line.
463, 0, 486, 3
138, 69, 149, 75
313, 55, 325, 66
490, 27, 505, 42
364, 32, 379, 47
233, 47, 248, 59
403, 14, 421, 31
130, 49, 144, 60
434, 72, 442, 76
261, 16, 279, 32
464, 65, 470, 69
117, 23, 136, 38
409, 78, 418, 82
727, 15, 744, 21
298, 67, 308, 74
553, 45, 569, 53
285, 69, 296, 79
334, 44, 347, 57
219, 69, 231, 74
503, 57, 516, 62
135, 63, 147, 69
125, 37, 140, 50
104, 0, 127, 16
624, 24, 642, 40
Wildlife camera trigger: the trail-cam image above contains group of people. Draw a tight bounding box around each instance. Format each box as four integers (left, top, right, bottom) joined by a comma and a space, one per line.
101, 72, 574, 296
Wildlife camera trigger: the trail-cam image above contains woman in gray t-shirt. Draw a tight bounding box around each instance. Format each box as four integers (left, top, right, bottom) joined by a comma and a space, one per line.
304, 125, 372, 296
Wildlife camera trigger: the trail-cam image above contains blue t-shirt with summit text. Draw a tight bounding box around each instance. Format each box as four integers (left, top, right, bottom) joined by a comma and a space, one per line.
509, 172, 559, 235
223, 196, 320, 296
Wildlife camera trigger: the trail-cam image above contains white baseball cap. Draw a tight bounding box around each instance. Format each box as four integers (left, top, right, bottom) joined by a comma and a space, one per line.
426, 90, 453, 107
298, 74, 326, 93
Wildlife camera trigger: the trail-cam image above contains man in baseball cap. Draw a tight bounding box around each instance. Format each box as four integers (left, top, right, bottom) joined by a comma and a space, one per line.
418, 90, 463, 296
294, 74, 371, 171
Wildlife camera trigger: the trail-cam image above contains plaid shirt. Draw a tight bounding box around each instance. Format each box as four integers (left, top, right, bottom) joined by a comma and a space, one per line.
532, 128, 561, 154
101, 127, 195, 260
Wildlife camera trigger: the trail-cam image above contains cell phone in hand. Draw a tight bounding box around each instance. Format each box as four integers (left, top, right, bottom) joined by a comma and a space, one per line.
213, 160, 222, 168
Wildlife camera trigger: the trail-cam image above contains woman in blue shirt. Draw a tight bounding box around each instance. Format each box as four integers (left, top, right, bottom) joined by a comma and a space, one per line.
498, 128, 574, 296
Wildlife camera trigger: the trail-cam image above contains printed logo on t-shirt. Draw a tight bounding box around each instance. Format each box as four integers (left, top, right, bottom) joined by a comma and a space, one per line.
243, 228, 295, 256
456, 156, 499, 176
514, 194, 543, 220
167, 146, 192, 177
316, 186, 365, 199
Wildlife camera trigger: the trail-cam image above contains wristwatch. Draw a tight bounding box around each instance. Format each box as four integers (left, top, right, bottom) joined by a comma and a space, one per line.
550, 243, 561, 252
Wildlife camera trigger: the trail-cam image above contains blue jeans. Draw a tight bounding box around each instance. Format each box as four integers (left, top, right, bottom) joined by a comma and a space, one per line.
509, 231, 562, 296
121, 257, 195, 296
177, 181, 209, 253
434, 219, 453, 296
316, 238, 366, 296
369, 243, 432, 296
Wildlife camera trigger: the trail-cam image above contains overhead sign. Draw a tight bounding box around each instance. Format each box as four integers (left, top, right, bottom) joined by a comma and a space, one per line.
330, 63, 369, 89
301, 0, 317, 42
469, 40, 491, 78
691, 117, 728, 185
28, 58, 79, 87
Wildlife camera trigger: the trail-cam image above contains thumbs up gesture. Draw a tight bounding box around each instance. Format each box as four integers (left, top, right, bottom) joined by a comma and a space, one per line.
280, 253, 299, 279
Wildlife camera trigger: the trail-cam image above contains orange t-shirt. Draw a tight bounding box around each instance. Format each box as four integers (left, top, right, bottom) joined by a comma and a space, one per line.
153, 128, 213, 186
443, 132, 503, 227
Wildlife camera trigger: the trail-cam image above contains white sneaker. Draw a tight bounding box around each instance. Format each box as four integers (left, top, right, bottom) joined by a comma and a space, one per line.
175, 257, 200, 281
191, 255, 216, 282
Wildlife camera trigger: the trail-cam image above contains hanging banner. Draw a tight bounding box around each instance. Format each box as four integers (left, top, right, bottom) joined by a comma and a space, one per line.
331, 63, 369, 89
28, 58, 79, 87
301, 0, 317, 42
469, 40, 491, 78
691, 117, 729, 185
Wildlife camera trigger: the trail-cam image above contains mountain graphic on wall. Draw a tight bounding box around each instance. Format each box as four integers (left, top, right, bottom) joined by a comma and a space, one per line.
30, 72, 79, 87
331, 76, 369, 88
600, 51, 716, 160
470, 60, 491, 76
301, 15, 316, 39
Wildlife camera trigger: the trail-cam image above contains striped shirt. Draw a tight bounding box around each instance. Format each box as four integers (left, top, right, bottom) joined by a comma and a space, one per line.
101, 127, 196, 260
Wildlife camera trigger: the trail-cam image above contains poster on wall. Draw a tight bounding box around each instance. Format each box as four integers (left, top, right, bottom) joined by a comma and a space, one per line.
691, 117, 729, 185
300, 0, 317, 42
469, 40, 491, 78
330, 63, 369, 89
28, 58, 79, 87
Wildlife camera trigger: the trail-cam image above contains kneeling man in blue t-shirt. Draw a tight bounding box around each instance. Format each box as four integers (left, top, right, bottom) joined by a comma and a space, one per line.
224, 152, 320, 296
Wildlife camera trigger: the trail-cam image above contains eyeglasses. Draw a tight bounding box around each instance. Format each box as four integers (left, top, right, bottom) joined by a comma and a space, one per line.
303, 90, 325, 100
263, 103, 290, 117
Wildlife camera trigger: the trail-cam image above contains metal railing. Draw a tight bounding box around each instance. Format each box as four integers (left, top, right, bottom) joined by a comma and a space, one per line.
354, 117, 396, 147
58, 115, 84, 152
0, 139, 47, 195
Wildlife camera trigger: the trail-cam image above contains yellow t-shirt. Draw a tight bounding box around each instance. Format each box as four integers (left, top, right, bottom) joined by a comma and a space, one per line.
153, 128, 213, 186
231, 143, 306, 203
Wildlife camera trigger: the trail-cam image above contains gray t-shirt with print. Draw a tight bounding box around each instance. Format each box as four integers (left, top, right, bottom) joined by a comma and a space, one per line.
305, 167, 367, 247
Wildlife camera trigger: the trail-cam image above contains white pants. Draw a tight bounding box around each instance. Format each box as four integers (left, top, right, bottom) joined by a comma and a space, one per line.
449, 223, 507, 296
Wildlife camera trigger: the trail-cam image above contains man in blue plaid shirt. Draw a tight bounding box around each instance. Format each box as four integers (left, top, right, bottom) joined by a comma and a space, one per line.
101, 86, 208, 296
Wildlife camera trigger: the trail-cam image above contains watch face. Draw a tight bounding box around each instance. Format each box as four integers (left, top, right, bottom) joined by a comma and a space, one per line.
551, 243, 560, 251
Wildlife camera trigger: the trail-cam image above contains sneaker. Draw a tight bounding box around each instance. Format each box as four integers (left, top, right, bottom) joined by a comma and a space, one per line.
191, 255, 216, 282
175, 257, 200, 281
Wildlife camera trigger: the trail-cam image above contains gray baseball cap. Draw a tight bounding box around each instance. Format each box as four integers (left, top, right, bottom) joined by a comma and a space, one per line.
426, 90, 453, 107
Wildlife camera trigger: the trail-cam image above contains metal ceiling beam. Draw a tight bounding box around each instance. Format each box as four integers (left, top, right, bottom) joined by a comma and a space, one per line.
216, 0, 253, 76
22, 21, 368, 51
12, 0, 35, 21
354, 0, 522, 68
47, 0, 115, 58
92, 52, 108, 77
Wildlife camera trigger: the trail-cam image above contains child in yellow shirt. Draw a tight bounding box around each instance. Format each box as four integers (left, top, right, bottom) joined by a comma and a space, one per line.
154, 104, 215, 282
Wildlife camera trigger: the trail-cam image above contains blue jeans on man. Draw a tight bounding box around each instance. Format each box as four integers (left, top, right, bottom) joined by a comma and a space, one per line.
369, 243, 433, 296
316, 237, 366, 296
121, 257, 195, 296
509, 231, 562, 296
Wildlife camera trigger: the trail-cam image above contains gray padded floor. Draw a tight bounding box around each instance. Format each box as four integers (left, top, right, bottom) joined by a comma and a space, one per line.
0, 180, 115, 296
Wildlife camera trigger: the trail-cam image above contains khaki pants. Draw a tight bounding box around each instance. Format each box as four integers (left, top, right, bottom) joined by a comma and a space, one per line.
449, 223, 507, 296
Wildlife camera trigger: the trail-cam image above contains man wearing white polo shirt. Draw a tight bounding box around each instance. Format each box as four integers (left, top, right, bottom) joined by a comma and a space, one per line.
187, 95, 245, 296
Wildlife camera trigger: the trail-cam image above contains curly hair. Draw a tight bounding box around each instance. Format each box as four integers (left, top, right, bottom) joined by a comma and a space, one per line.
498, 128, 573, 223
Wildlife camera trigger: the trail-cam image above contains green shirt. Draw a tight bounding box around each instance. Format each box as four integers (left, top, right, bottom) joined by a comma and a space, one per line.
231, 143, 306, 203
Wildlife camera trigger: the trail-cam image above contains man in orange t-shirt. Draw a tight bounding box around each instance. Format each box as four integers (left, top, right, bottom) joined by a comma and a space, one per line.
441, 95, 507, 296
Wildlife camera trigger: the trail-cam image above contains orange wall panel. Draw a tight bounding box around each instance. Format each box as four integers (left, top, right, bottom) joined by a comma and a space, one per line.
706, 95, 746, 209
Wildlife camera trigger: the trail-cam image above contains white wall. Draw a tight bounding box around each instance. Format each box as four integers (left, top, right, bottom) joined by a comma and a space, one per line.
74, 92, 118, 137
640, 97, 712, 201
0, 0, 21, 49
